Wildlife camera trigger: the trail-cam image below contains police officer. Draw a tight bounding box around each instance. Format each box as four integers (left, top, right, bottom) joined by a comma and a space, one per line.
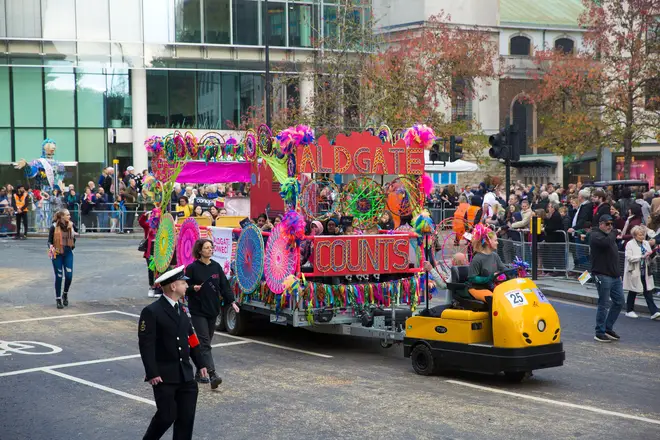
138, 265, 208, 440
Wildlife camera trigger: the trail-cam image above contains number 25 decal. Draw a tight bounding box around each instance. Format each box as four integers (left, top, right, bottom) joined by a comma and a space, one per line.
505, 290, 528, 308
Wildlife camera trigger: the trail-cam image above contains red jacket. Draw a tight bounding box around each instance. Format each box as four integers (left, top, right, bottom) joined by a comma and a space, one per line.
138, 212, 156, 259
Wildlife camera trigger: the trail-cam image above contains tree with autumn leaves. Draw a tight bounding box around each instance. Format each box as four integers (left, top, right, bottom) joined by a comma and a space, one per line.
529, 0, 660, 178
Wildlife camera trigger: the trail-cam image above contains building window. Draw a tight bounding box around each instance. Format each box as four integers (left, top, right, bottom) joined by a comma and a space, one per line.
146, 70, 169, 128
289, 3, 319, 48
168, 70, 197, 129
41, 0, 76, 40
204, 0, 230, 44
645, 78, 660, 110
197, 71, 222, 129
451, 78, 473, 125
233, 0, 260, 45
512, 99, 534, 155
554, 38, 574, 54
323, 5, 339, 48
77, 69, 107, 128
221, 72, 239, 129
12, 67, 44, 128
5, 0, 42, 38
45, 67, 76, 128
106, 69, 132, 128
263, 1, 286, 46
75, 0, 110, 41
175, 0, 202, 43
510, 35, 531, 56
240, 73, 264, 117
0, 67, 10, 128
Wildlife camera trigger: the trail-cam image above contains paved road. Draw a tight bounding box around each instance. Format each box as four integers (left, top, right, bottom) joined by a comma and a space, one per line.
0, 239, 659, 439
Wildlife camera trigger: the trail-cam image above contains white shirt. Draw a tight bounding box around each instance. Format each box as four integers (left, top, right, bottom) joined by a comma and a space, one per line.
162, 294, 178, 309
572, 200, 588, 228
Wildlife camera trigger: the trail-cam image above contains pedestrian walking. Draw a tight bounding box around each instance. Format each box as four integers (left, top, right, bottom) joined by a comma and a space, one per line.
185, 239, 239, 389
590, 214, 624, 342
12, 185, 31, 239
48, 209, 77, 309
138, 266, 208, 440
139, 209, 161, 298
622, 226, 660, 320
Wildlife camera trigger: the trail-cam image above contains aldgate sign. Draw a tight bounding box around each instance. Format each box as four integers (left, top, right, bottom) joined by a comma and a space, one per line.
296, 131, 425, 176
309, 235, 412, 277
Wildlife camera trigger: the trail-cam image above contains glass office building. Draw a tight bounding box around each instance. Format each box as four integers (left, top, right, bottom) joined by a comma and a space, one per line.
0, 0, 372, 188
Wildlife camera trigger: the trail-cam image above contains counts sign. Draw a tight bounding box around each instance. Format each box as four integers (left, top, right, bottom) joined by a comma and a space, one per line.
309, 235, 411, 277
296, 131, 424, 175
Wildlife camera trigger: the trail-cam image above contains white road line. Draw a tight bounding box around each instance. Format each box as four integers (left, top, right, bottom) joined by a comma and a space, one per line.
0, 311, 118, 325
42, 369, 156, 406
118, 310, 333, 358
0, 341, 252, 378
215, 332, 333, 359
111, 310, 141, 318
446, 379, 660, 426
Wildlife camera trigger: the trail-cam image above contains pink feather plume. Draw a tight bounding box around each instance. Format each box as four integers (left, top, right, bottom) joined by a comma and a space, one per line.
420, 173, 434, 197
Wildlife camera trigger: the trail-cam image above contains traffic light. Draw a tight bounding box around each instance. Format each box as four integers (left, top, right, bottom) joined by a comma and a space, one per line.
429, 139, 449, 162
507, 123, 520, 162
449, 135, 463, 162
489, 128, 508, 160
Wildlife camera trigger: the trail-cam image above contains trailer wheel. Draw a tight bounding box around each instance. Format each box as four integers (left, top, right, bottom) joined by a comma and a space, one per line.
215, 307, 226, 332
225, 305, 247, 336
504, 371, 531, 383
411, 344, 437, 376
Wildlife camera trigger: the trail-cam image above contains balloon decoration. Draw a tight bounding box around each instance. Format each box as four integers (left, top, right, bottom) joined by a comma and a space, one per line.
235, 223, 265, 293
299, 178, 341, 222
264, 224, 300, 294
154, 213, 176, 273
341, 177, 385, 229
177, 218, 201, 267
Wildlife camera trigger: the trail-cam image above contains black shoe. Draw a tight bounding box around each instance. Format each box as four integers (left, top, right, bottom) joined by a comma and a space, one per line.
195, 371, 210, 384
594, 333, 610, 342
62, 293, 69, 307
56, 299, 64, 309
605, 330, 620, 341
209, 371, 222, 389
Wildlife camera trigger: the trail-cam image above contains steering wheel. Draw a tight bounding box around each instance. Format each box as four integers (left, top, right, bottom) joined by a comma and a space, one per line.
493, 268, 519, 282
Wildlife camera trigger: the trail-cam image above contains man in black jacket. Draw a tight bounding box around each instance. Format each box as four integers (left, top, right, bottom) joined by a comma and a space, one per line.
590, 215, 624, 343
592, 190, 610, 223
138, 266, 208, 440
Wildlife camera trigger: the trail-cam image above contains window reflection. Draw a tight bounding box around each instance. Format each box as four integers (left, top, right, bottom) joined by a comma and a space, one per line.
233, 0, 259, 45
45, 67, 76, 128
289, 3, 318, 48
240, 73, 264, 121
6, 0, 42, 38
197, 71, 222, 129
204, 0, 230, 44
221, 72, 239, 129
41, 0, 76, 40
77, 70, 107, 128
106, 70, 132, 128
175, 0, 202, 43
147, 70, 168, 128
323, 5, 338, 48
169, 70, 197, 128
264, 2, 286, 46
75, 0, 110, 41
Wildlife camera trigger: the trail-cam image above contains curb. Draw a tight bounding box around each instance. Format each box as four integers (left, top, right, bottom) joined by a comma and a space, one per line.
542, 286, 656, 315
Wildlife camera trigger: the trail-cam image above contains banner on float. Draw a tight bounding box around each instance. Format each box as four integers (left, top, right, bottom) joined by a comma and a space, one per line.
296, 132, 424, 175
309, 235, 412, 277
209, 227, 233, 276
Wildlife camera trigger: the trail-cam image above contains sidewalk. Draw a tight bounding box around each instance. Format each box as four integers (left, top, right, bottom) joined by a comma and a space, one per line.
24, 232, 142, 239
536, 278, 660, 315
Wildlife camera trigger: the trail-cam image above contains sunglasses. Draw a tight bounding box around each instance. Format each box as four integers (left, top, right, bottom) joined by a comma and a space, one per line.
604, 222, 613, 226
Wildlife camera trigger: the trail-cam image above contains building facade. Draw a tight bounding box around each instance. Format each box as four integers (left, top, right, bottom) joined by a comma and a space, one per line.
0, 0, 373, 189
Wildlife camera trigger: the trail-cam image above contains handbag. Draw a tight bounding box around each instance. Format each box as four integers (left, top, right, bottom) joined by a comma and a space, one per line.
137, 239, 148, 252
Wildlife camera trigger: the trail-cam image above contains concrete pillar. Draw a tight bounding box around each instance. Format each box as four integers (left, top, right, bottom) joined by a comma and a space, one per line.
131, 68, 149, 171
600, 147, 612, 181
299, 74, 314, 115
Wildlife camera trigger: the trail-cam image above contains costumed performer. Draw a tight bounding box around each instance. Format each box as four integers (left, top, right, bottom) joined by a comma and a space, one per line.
467, 225, 506, 302
184, 239, 240, 389
138, 265, 208, 440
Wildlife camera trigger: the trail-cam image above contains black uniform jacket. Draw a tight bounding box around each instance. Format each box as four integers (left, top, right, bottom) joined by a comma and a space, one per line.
138, 296, 205, 383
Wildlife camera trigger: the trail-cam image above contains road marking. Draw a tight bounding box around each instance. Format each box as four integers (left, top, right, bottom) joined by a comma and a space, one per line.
446, 379, 660, 426
111, 310, 141, 318
215, 332, 333, 359
0, 311, 118, 325
0, 340, 62, 356
117, 310, 333, 358
42, 369, 156, 406
0, 341, 252, 377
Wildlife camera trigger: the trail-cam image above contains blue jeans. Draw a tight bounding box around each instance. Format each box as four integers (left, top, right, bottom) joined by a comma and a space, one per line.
594, 274, 624, 334
52, 246, 74, 298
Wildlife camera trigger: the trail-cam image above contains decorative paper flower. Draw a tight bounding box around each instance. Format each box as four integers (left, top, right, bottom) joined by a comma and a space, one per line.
404, 124, 436, 149
472, 224, 493, 246
277, 125, 315, 155
144, 136, 164, 155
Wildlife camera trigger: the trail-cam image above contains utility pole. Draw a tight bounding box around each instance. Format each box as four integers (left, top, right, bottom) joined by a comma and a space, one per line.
264, 0, 272, 127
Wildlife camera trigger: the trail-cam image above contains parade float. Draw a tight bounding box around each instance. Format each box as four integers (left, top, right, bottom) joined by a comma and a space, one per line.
145, 124, 564, 380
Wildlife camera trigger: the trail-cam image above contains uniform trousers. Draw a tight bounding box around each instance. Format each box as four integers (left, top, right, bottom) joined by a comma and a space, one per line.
143, 380, 198, 440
